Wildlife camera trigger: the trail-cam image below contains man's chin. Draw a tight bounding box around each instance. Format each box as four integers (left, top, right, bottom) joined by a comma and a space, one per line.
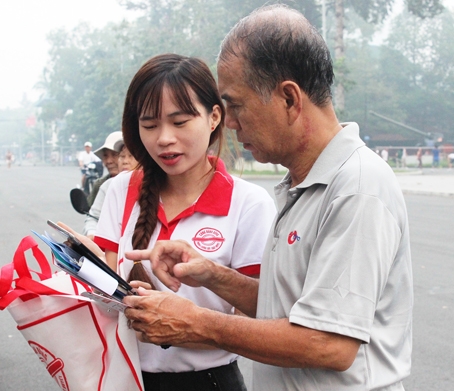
251, 153, 269, 164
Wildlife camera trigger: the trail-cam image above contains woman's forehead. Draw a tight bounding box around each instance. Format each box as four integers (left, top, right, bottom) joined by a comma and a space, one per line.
140, 84, 200, 117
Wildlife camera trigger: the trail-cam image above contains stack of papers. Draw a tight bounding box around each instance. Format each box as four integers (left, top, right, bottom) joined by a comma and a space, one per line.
33, 221, 137, 312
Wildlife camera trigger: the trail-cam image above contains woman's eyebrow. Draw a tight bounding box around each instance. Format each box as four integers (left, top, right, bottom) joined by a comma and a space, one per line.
139, 115, 155, 121
139, 111, 187, 121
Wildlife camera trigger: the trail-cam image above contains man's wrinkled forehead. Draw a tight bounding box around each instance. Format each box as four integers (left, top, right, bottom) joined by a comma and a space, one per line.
217, 55, 245, 94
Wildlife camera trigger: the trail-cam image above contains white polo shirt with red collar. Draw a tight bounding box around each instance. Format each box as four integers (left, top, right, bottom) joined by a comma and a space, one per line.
95, 159, 276, 373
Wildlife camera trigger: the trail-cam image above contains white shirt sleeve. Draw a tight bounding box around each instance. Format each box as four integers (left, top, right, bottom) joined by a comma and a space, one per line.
230, 180, 276, 270
94, 172, 131, 250
83, 179, 112, 236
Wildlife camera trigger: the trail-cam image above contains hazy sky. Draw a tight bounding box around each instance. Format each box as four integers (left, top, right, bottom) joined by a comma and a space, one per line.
0, 0, 135, 109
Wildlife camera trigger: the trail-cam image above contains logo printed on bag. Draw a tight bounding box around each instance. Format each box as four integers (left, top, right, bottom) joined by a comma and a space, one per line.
29, 341, 69, 390
192, 227, 225, 252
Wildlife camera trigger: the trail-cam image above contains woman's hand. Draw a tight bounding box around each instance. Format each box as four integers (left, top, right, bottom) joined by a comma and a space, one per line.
56, 221, 106, 262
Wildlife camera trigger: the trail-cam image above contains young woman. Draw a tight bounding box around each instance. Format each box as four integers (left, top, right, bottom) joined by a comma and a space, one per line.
94, 54, 276, 391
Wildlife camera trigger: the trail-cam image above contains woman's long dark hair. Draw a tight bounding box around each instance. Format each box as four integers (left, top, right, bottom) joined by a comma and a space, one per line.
122, 54, 225, 285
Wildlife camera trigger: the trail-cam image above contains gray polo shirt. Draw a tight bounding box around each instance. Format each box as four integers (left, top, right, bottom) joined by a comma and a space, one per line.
253, 123, 413, 391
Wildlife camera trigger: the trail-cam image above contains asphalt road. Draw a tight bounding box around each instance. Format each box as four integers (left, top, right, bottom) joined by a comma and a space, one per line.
0, 165, 453, 390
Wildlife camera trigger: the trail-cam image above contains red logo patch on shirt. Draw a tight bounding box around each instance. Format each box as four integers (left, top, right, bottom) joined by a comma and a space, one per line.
192, 227, 225, 252
288, 230, 300, 245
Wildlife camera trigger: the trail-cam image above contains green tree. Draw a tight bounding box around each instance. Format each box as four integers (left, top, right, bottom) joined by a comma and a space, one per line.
343, 6, 454, 146
383, 8, 454, 140
38, 0, 321, 153
332, 0, 444, 113
37, 22, 139, 148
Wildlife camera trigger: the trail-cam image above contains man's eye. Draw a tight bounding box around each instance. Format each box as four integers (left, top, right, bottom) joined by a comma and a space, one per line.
227, 103, 239, 111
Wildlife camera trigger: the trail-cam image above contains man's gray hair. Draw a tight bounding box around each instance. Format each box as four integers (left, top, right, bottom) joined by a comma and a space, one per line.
218, 4, 334, 106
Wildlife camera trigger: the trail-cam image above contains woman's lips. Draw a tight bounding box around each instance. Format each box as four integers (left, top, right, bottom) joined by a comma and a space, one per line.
159, 153, 182, 166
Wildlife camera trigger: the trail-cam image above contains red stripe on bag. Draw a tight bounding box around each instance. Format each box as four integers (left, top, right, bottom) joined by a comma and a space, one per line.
86, 303, 109, 391
115, 325, 144, 391
17, 302, 89, 330
18, 301, 110, 391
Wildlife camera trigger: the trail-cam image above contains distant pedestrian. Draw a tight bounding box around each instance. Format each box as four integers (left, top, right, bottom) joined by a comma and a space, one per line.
448, 152, 454, 169
432, 146, 440, 168
5, 150, 13, 168
395, 149, 402, 167
381, 148, 389, 163
401, 148, 407, 168
416, 148, 423, 169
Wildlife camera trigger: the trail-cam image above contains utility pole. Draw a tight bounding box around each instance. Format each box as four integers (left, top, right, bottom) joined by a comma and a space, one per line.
334, 0, 345, 112
321, 0, 327, 41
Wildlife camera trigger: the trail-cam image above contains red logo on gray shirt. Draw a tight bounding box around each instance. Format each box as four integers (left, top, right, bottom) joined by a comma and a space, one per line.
288, 231, 300, 244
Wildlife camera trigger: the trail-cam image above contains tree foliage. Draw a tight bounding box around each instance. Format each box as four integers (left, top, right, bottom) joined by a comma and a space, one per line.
332, 0, 444, 112
343, 6, 454, 145
405, 0, 444, 19
30, 0, 454, 155
36, 0, 321, 150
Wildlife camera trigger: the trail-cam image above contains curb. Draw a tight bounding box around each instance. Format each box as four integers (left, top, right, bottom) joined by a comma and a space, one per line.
400, 189, 454, 198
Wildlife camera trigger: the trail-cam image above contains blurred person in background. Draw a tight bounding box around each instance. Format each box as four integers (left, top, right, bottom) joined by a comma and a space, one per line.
448, 151, 454, 169
432, 145, 440, 168
83, 140, 138, 240
87, 131, 122, 207
78, 141, 101, 188
5, 150, 13, 168
417, 147, 423, 168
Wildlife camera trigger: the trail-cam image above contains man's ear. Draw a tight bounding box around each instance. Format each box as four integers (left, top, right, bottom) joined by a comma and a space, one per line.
279, 81, 303, 125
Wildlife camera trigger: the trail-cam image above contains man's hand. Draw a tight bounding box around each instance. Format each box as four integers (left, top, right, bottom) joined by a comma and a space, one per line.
125, 240, 216, 292
123, 287, 203, 346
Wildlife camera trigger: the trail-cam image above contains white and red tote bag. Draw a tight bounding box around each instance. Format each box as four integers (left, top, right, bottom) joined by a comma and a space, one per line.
0, 235, 144, 391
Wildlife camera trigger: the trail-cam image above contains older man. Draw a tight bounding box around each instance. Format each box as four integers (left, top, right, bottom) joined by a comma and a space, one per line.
87, 131, 122, 207
124, 5, 413, 391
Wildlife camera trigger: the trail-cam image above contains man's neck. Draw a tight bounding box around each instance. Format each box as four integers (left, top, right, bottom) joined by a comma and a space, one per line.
287, 106, 342, 187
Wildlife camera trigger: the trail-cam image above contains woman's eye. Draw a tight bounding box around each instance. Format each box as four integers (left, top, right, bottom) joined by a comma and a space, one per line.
174, 120, 189, 126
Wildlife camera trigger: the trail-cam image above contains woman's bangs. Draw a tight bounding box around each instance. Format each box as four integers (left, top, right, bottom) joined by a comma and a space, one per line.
136, 75, 164, 119
167, 74, 200, 117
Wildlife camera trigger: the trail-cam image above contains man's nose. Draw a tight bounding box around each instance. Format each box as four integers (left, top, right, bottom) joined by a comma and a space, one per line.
225, 113, 239, 131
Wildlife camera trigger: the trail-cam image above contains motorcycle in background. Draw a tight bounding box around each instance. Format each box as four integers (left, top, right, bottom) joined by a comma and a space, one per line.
70, 188, 99, 221
81, 161, 103, 195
